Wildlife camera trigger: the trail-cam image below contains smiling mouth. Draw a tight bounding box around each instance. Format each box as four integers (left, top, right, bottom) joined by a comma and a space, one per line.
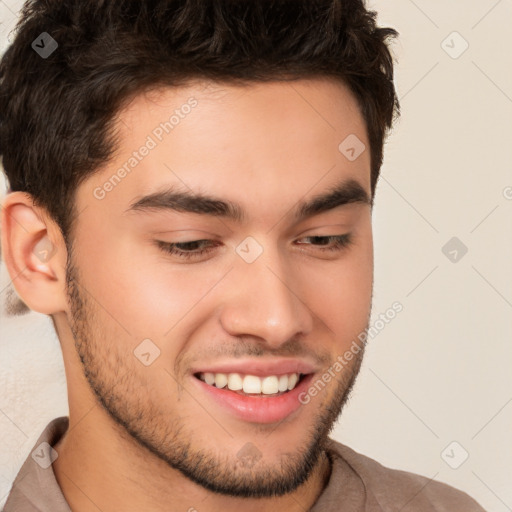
194, 372, 307, 397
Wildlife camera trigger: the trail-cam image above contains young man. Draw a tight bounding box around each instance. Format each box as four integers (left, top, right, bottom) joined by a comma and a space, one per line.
0, 1, 486, 510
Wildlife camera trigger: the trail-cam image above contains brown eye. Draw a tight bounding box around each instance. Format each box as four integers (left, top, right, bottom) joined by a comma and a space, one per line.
156, 239, 220, 260
295, 234, 352, 251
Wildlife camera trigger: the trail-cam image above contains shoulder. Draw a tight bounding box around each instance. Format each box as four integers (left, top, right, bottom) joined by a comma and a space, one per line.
325, 438, 487, 511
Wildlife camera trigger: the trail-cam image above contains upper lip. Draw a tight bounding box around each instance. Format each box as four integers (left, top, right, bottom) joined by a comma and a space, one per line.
191, 358, 318, 377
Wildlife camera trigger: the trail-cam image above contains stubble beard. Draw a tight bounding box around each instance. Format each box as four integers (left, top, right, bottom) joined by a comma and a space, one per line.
65, 256, 367, 498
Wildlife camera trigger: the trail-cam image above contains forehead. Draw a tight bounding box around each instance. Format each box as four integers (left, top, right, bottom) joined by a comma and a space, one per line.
120, 77, 366, 132
77, 77, 370, 224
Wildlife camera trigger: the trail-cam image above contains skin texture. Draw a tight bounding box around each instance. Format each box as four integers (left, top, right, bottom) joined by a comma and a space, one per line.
1, 77, 374, 512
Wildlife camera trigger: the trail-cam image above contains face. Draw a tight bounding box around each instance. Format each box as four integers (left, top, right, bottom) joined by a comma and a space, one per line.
63, 77, 373, 497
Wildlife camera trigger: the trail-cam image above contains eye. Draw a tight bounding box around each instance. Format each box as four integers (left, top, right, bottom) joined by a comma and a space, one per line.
295, 234, 352, 252
155, 234, 353, 262
156, 239, 219, 260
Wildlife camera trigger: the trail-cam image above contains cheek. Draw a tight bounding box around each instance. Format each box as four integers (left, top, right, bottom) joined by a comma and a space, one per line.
297, 233, 373, 341
94, 262, 227, 339
74, 221, 229, 338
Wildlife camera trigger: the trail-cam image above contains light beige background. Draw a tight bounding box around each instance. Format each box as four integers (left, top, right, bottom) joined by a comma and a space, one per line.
1, 1, 511, 509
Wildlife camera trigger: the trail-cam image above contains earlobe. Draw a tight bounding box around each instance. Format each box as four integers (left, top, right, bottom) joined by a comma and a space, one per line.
0, 192, 68, 315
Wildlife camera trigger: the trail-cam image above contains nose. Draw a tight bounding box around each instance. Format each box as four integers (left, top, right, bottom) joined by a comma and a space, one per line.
219, 248, 314, 349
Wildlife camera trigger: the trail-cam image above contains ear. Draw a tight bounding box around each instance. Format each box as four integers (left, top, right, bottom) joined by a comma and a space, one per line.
1, 191, 69, 315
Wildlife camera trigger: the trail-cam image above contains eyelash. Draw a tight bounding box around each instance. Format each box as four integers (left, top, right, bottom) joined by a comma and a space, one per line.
156, 234, 353, 260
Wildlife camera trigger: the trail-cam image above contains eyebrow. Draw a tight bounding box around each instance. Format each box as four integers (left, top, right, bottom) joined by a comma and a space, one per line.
125, 178, 371, 223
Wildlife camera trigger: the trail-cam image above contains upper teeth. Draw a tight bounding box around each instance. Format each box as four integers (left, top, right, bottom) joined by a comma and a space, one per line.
199, 372, 301, 394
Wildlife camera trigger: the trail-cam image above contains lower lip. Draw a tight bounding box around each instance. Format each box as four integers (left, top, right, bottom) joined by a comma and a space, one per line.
192, 374, 315, 424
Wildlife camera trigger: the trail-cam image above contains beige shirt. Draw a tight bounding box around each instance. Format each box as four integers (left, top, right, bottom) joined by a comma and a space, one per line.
3, 416, 486, 511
